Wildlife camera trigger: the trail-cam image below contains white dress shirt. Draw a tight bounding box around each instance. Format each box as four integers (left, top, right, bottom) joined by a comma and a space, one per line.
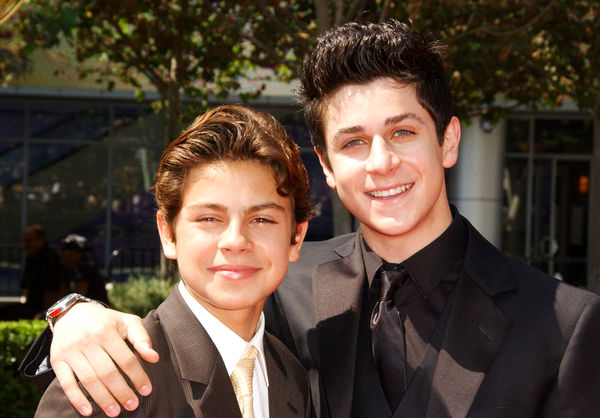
178, 281, 270, 418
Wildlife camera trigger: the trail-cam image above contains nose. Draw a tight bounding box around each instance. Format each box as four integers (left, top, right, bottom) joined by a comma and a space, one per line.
365, 135, 399, 174
218, 220, 251, 253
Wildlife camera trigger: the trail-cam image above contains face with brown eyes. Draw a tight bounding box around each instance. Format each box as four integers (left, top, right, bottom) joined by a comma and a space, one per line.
157, 160, 307, 337
317, 77, 461, 262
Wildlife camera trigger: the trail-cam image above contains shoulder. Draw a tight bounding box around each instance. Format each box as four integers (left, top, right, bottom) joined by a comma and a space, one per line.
289, 233, 356, 274
263, 331, 308, 384
462, 217, 599, 335
483, 247, 600, 348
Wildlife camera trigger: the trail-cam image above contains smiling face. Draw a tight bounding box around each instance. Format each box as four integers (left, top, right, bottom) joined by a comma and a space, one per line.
318, 78, 460, 262
157, 160, 307, 336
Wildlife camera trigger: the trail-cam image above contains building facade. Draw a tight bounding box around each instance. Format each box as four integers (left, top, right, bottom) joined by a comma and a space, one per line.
0, 87, 595, 296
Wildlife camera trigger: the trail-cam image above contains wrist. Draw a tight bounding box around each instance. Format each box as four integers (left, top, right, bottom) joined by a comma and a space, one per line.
45, 293, 105, 332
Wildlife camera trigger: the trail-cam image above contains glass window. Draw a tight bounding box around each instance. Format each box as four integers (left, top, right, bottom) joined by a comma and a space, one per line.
113, 105, 165, 145
534, 119, 593, 154
279, 112, 333, 240
0, 181, 22, 255
27, 143, 108, 260
111, 144, 162, 254
506, 118, 530, 153
0, 142, 25, 187
110, 108, 164, 253
30, 104, 110, 142
553, 161, 589, 286
502, 158, 528, 257
0, 102, 25, 138
301, 150, 333, 241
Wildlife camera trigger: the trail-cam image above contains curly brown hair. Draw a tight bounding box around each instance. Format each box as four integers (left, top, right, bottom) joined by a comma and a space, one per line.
154, 104, 314, 242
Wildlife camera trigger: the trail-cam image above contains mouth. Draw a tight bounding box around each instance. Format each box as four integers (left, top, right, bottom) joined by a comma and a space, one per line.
368, 183, 413, 198
209, 265, 260, 280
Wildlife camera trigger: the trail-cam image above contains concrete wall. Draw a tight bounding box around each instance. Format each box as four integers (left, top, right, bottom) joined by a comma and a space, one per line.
448, 118, 506, 248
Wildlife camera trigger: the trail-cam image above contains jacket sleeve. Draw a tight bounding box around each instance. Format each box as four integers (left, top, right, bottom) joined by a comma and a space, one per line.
541, 294, 600, 416
18, 326, 56, 390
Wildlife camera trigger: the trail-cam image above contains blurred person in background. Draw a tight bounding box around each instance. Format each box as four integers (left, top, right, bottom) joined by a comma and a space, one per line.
20, 224, 64, 318
58, 234, 109, 306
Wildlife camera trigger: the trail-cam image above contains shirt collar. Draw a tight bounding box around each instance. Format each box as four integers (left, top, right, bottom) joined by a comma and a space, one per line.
177, 281, 269, 386
362, 205, 467, 298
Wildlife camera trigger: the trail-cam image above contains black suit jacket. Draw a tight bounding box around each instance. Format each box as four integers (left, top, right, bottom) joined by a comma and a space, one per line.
265, 215, 600, 417
35, 287, 311, 417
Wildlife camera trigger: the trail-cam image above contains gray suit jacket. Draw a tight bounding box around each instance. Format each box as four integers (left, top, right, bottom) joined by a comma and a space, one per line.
265, 215, 600, 418
36, 287, 311, 417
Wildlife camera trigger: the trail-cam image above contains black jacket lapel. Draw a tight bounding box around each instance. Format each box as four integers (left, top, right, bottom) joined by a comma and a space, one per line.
426, 219, 516, 417
312, 234, 365, 418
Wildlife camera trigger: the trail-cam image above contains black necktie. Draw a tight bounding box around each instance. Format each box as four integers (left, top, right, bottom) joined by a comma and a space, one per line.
370, 266, 409, 410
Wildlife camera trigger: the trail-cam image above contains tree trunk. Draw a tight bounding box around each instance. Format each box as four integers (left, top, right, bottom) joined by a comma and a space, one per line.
589, 79, 600, 295
314, 0, 329, 33
158, 58, 182, 278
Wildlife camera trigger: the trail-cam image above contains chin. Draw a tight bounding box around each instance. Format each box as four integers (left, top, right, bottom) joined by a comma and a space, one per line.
367, 217, 413, 235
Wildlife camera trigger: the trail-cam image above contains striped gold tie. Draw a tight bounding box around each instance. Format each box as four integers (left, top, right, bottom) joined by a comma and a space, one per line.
230, 346, 259, 418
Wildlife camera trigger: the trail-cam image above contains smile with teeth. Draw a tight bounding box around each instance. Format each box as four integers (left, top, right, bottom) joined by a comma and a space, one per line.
369, 183, 413, 198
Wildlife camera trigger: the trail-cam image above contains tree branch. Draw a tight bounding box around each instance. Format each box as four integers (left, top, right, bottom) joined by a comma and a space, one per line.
450, 0, 558, 42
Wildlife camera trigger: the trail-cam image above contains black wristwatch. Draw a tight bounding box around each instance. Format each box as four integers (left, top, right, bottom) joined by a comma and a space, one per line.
45, 293, 100, 332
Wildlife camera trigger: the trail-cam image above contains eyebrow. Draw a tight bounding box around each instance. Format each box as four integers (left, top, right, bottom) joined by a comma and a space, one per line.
331, 112, 426, 144
187, 202, 287, 216
385, 112, 425, 126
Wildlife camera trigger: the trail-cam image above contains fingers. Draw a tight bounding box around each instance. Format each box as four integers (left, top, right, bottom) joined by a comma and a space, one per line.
86, 339, 141, 415
115, 313, 159, 365
125, 316, 160, 364
51, 328, 139, 416
103, 317, 155, 397
52, 359, 93, 416
49, 303, 154, 414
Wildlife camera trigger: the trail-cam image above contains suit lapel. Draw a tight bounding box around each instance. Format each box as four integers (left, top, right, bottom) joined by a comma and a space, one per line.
264, 334, 307, 416
158, 288, 242, 417
313, 234, 365, 418
198, 362, 243, 417
426, 220, 516, 417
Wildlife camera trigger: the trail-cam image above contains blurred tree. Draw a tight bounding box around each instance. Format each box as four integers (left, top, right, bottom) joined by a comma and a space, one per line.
2, 0, 599, 290
3, 1, 598, 138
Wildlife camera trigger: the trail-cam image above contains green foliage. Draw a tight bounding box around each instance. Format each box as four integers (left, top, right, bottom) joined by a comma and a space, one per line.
108, 275, 178, 318
0, 320, 46, 418
4, 1, 599, 125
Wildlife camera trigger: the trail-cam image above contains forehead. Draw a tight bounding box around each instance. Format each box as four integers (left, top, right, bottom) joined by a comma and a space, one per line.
322, 79, 431, 141
181, 161, 291, 211
23, 230, 41, 241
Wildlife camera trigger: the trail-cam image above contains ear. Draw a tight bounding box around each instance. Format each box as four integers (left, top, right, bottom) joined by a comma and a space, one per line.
288, 221, 309, 263
315, 147, 336, 190
441, 116, 461, 169
156, 211, 177, 260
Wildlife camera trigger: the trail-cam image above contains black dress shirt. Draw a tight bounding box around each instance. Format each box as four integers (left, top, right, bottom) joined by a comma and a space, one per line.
362, 207, 468, 386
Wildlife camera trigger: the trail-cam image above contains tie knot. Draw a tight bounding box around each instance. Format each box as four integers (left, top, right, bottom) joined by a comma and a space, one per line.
378, 266, 408, 301
233, 346, 258, 383
244, 345, 259, 362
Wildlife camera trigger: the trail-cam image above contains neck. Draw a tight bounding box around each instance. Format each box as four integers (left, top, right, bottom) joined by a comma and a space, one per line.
362, 202, 453, 263
181, 279, 262, 341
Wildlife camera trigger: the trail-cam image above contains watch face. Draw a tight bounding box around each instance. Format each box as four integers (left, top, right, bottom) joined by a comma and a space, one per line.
47, 293, 78, 319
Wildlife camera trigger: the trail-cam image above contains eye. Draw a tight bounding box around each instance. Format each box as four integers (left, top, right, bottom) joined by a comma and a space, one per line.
393, 129, 414, 138
198, 216, 219, 223
252, 217, 276, 224
341, 138, 366, 149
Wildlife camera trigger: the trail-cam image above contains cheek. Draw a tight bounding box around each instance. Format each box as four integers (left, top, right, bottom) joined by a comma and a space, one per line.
177, 231, 214, 258
261, 235, 294, 266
